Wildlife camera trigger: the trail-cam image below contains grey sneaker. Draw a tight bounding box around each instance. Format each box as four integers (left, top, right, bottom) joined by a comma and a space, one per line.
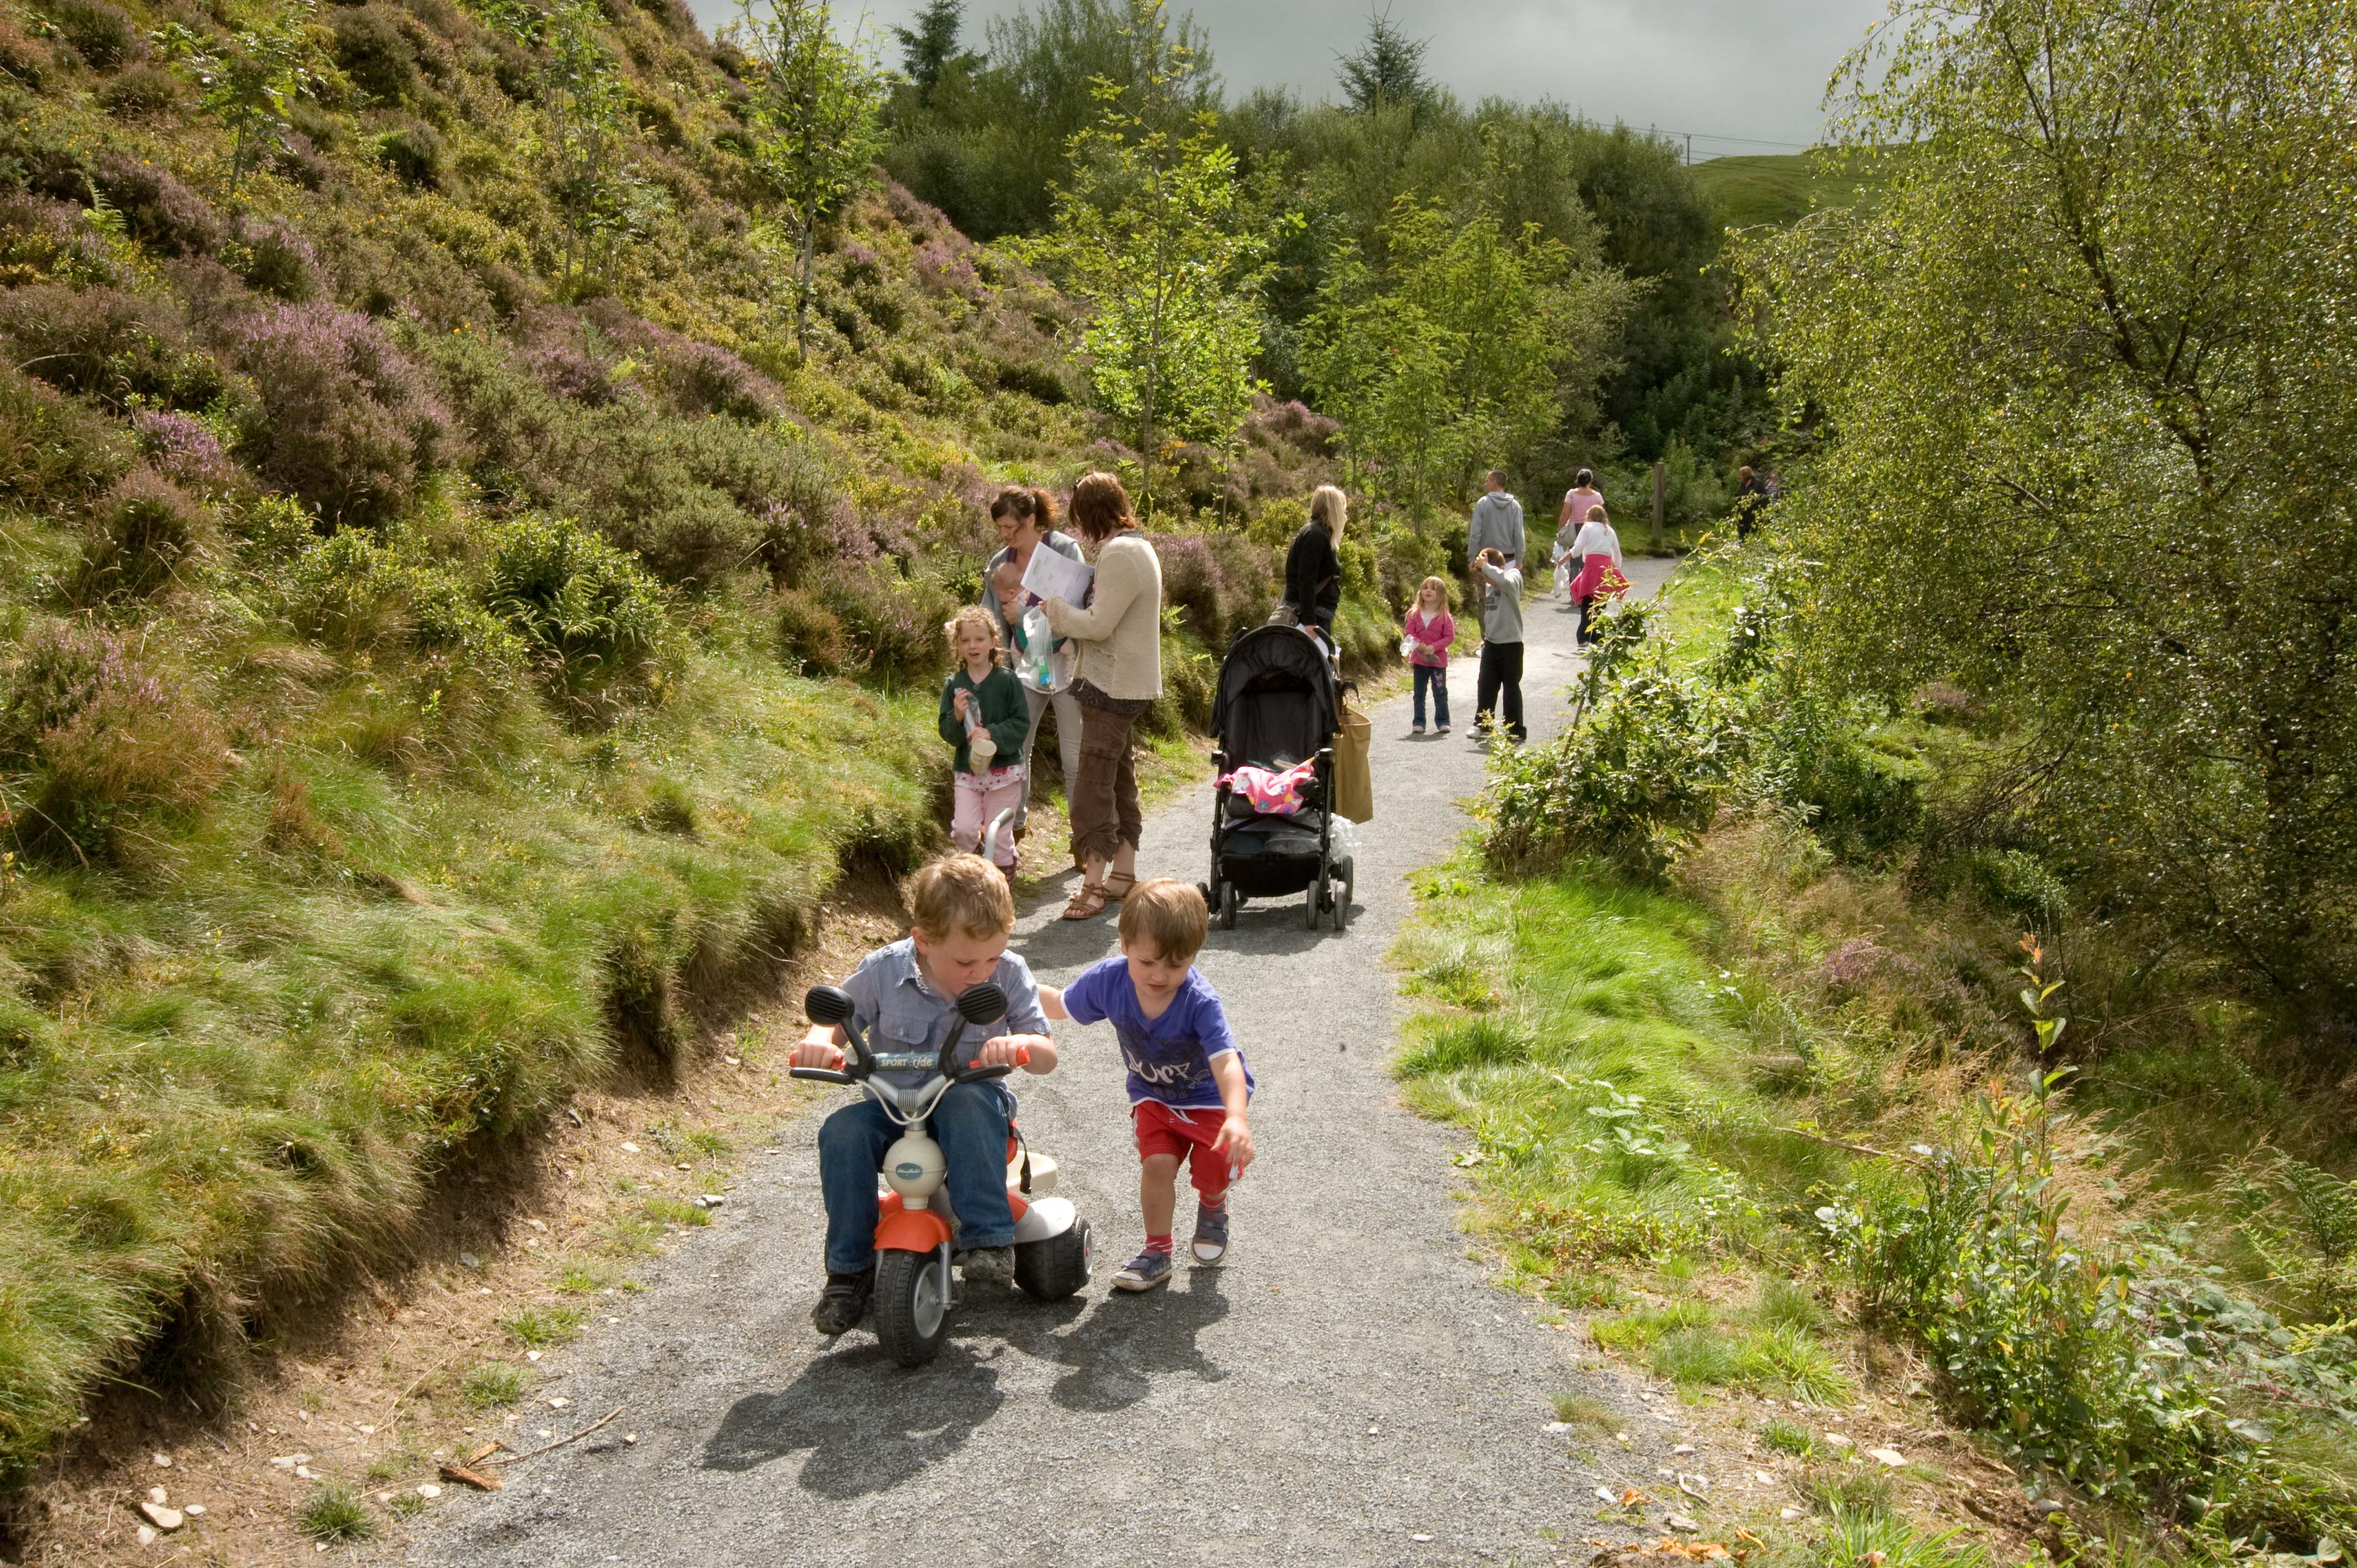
810, 1270, 872, 1335
1191, 1202, 1229, 1265
1111, 1247, 1173, 1292
958, 1245, 1015, 1288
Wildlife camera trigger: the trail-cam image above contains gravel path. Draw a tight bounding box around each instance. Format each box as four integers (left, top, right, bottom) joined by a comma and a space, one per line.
406, 560, 1731, 1568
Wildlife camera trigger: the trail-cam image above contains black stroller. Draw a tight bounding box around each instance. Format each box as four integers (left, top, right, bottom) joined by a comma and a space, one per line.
1197, 625, 1355, 933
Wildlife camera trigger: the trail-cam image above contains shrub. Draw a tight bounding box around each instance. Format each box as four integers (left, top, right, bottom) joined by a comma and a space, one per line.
91, 156, 221, 258
375, 123, 445, 190
228, 216, 321, 302
0, 283, 229, 411
0, 13, 54, 87
774, 587, 846, 675
0, 192, 118, 286
1483, 653, 1747, 881
96, 60, 183, 118
0, 623, 228, 864
225, 303, 454, 527
330, 3, 419, 104
481, 514, 668, 682
46, 0, 140, 69
74, 467, 212, 600
657, 339, 780, 421
807, 560, 956, 687
130, 409, 238, 496
0, 362, 131, 506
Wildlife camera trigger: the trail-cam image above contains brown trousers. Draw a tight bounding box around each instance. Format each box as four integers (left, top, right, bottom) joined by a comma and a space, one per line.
1071, 703, 1143, 863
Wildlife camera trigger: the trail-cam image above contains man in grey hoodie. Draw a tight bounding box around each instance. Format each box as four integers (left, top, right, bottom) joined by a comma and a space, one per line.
1472, 547, 1526, 743
1466, 470, 1526, 573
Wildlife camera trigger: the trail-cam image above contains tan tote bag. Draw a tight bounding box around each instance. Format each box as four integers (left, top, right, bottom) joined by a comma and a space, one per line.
1333, 696, 1374, 823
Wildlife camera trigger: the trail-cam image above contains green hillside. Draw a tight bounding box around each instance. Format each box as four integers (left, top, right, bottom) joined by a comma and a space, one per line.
1691, 149, 1895, 229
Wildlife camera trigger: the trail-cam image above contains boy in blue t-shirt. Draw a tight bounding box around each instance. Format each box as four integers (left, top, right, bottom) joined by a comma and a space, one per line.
1041, 879, 1254, 1292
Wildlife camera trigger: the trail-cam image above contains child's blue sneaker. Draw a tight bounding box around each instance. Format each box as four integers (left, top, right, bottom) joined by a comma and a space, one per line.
1111, 1247, 1172, 1292
1191, 1202, 1229, 1265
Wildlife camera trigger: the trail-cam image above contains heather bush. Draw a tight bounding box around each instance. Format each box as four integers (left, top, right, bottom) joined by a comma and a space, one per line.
91, 155, 222, 258
0, 283, 229, 411
45, 0, 140, 70
774, 587, 846, 675
808, 559, 955, 686
329, 2, 419, 104
376, 123, 446, 190
74, 467, 212, 600
131, 408, 238, 495
0, 13, 54, 86
0, 193, 116, 287
526, 341, 623, 405
657, 339, 780, 421
225, 303, 454, 526
227, 215, 321, 302
603, 484, 759, 587
0, 622, 227, 863
0, 362, 131, 506
481, 514, 668, 681
96, 60, 184, 119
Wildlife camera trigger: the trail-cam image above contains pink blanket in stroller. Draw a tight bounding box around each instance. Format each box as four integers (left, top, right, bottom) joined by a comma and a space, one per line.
1217, 759, 1319, 816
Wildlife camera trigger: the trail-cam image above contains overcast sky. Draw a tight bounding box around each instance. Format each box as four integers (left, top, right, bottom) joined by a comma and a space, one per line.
686, 0, 1893, 157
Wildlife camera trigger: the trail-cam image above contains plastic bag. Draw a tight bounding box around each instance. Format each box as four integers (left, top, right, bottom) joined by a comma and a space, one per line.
1328, 814, 1362, 864
1399, 635, 1417, 658
1017, 605, 1061, 692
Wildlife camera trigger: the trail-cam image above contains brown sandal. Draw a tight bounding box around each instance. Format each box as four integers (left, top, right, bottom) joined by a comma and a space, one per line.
1102, 871, 1138, 901
1060, 882, 1112, 921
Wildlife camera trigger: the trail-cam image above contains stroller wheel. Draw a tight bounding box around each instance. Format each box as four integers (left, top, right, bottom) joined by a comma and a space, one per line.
1219, 881, 1239, 930
1306, 865, 1326, 930
1332, 858, 1355, 933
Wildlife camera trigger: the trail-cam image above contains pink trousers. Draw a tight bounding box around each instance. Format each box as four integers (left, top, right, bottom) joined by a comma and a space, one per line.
951, 766, 1026, 868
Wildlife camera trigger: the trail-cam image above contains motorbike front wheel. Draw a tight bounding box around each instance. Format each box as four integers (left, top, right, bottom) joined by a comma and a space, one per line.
874, 1247, 951, 1367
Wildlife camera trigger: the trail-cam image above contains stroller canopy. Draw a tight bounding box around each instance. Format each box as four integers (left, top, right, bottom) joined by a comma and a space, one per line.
1213, 625, 1338, 769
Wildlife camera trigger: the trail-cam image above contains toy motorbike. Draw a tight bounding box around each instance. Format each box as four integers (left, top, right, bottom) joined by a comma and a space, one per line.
793, 981, 1092, 1367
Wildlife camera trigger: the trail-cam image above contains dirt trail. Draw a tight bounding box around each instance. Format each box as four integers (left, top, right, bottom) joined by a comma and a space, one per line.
404, 559, 1771, 1568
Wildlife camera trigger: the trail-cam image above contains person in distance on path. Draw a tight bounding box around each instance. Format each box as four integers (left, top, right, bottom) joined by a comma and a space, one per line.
1466, 469, 1526, 584
1472, 546, 1527, 744
1401, 575, 1455, 736
1038, 880, 1255, 1293
1566, 504, 1628, 650
792, 855, 1058, 1335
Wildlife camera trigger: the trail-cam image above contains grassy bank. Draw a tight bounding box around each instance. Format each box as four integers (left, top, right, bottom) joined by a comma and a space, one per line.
1393, 558, 2357, 1566
1692, 152, 1897, 230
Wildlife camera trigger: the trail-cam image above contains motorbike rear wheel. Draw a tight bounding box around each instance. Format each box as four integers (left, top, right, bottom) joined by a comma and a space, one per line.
1015, 1217, 1093, 1302
874, 1247, 951, 1367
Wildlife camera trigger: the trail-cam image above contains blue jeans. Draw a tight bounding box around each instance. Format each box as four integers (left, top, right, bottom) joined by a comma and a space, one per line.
1412, 663, 1450, 729
818, 1085, 1013, 1275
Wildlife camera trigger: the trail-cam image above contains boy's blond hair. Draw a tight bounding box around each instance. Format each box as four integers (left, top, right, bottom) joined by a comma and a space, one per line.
908, 853, 1016, 940
1118, 878, 1208, 964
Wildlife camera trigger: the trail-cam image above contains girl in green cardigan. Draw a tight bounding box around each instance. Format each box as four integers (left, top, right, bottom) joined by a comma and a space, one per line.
940, 606, 1031, 874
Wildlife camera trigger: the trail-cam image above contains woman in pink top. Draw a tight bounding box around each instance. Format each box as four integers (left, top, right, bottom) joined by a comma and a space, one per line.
1558, 467, 1605, 538
1402, 575, 1455, 735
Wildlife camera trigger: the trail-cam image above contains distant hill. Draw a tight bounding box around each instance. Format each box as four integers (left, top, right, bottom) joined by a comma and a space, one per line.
1691, 151, 1896, 230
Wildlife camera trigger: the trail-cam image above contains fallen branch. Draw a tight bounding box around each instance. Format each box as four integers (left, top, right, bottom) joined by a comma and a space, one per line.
491, 1406, 624, 1465
1771, 1126, 1926, 1167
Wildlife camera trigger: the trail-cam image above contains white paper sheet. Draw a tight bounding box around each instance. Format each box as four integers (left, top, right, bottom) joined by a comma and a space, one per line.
1019, 547, 1094, 607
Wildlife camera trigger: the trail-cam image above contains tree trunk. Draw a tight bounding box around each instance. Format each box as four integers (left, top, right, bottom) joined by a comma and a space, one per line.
795, 224, 815, 357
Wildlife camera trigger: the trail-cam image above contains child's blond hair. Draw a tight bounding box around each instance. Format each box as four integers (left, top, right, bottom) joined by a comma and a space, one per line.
944, 604, 1005, 666
1118, 878, 1208, 964
908, 853, 1016, 941
1416, 575, 1450, 610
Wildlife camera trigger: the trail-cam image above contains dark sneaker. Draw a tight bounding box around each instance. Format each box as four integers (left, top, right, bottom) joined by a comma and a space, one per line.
1111, 1248, 1173, 1292
1191, 1203, 1229, 1265
958, 1245, 1015, 1289
811, 1270, 872, 1335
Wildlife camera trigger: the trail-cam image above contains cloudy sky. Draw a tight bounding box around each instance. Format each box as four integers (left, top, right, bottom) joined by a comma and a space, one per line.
686, 0, 1895, 156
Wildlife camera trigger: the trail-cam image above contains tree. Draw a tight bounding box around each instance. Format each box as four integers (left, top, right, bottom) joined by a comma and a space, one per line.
725, 0, 888, 353
1335, 9, 1429, 118
158, 1, 328, 197
1739, 0, 2357, 1020
1302, 197, 1628, 508
1019, 5, 1272, 515
892, 0, 976, 104
489, 0, 649, 291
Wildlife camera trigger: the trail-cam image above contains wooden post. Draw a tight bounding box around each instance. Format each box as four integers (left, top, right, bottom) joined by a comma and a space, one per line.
1651, 460, 1667, 551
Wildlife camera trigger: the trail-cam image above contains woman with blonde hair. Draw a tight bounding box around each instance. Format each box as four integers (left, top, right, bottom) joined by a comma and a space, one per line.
938, 605, 1030, 876
1280, 484, 1349, 662
1039, 473, 1164, 920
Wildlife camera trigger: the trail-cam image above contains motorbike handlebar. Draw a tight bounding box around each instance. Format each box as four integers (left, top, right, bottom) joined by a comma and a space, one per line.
788, 1066, 857, 1085
950, 1043, 1029, 1085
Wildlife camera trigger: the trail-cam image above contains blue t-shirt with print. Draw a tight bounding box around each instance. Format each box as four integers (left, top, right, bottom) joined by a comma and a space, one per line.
1060, 956, 1254, 1111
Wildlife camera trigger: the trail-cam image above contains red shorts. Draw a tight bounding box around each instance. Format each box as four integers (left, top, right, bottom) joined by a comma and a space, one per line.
1131, 1101, 1234, 1202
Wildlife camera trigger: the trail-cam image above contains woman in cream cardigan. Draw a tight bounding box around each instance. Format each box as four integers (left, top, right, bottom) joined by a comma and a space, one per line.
1040, 472, 1163, 921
